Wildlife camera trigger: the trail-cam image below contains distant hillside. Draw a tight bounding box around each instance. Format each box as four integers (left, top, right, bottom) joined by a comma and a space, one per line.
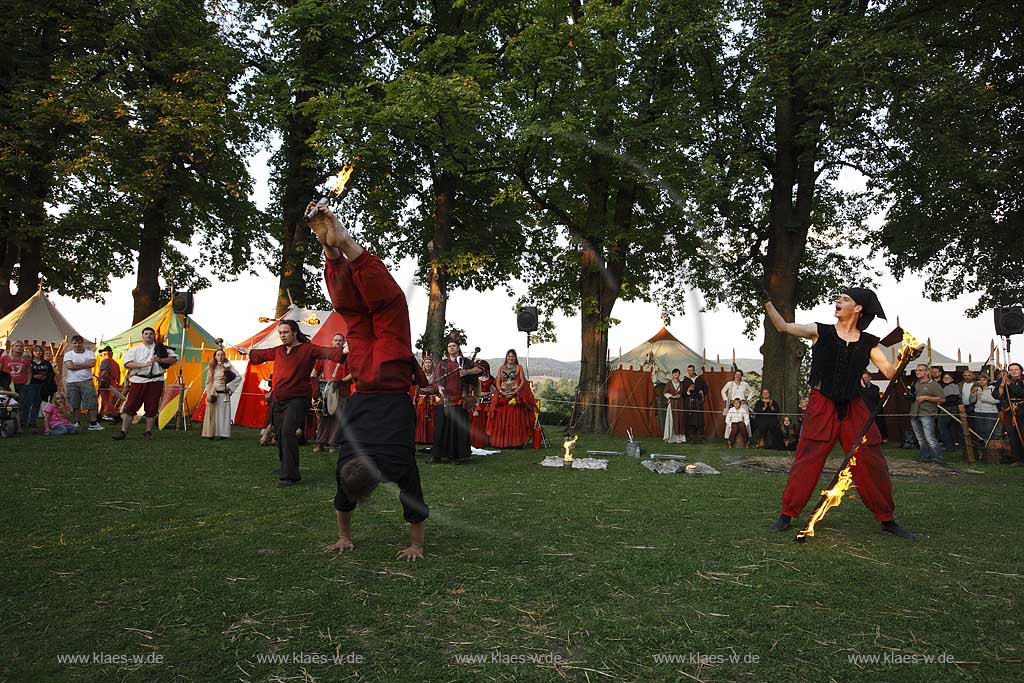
486, 357, 580, 379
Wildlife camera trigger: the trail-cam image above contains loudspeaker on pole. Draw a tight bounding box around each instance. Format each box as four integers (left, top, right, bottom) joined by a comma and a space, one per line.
172, 292, 195, 315
517, 306, 539, 333
994, 306, 1024, 337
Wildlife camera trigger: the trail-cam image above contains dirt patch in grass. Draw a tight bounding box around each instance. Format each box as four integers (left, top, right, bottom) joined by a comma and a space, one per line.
729, 455, 964, 478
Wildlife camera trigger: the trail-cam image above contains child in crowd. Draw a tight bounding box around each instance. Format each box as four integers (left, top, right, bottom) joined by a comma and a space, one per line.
725, 397, 750, 448
43, 392, 80, 436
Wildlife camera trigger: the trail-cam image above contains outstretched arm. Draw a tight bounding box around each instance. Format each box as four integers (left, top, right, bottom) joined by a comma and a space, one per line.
870, 347, 897, 380
764, 301, 818, 341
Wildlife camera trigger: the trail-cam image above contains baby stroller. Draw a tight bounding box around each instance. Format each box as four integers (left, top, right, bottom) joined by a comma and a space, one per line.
0, 371, 20, 437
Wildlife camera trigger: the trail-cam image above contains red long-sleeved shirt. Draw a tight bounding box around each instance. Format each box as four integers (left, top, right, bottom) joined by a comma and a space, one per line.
248, 343, 345, 401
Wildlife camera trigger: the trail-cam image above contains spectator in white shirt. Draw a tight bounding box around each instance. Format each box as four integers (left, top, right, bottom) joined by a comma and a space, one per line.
721, 370, 754, 415
63, 335, 102, 431
724, 398, 751, 448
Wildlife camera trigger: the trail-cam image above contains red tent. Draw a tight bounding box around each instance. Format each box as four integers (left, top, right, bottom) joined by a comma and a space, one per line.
607, 368, 731, 438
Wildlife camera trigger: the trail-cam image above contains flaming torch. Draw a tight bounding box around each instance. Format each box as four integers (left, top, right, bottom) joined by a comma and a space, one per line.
795, 328, 923, 542
562, 435, 579, 468
304, 164, 355, 221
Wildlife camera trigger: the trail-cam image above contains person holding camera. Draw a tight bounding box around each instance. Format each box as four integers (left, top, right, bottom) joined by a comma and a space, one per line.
202, 348, 241, 439
112, 326, 177, 441
994, 362, 1024, 465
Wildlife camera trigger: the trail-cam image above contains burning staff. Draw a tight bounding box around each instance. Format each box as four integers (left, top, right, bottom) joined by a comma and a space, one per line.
764, 287, 918, 542
304, 164, 355, 221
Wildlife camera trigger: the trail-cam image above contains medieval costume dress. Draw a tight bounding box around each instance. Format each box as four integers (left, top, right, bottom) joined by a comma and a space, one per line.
681, 375, 708, 441
487, 362, 537, 448
414, 378, 438, 444
202, 363, 242, 438
662, 378, 686, 443
470, 367, 494, 448
433, 354, 474, 462
777, 322, 897, 526
315, 356, 351, 449
324, 249, 430, 524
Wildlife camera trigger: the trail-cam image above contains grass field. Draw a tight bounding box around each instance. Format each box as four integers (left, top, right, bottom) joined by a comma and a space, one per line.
2, 426, 1023, 682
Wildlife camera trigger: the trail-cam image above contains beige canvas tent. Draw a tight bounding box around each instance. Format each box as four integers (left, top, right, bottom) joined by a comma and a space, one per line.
614, 326, 707, 374
0, 288, 93, 350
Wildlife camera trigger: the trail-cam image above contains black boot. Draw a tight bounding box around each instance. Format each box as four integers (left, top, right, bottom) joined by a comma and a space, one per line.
881, 520, 917, 541
768, 514, 792, 532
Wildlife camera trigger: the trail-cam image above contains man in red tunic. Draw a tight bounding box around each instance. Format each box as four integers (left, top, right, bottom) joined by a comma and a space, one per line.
242, 321, 344, 487
764, 288, 916, 540
307, 199, 430, 561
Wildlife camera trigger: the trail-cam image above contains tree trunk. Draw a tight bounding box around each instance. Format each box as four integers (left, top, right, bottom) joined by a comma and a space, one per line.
15, 236, 42, 303
275, 97, 319, 317
760, 87, 816, 415
573, 161, 630, 433
576, 262, 611, 433
133, 206, 164, 324
422, 171, 455, 360
0, 236, 20, 316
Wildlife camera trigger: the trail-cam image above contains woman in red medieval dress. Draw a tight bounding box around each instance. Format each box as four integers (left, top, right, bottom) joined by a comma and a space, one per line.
470, 360, 493, 448
413, 357, 437, 444
487, 349, 536, 448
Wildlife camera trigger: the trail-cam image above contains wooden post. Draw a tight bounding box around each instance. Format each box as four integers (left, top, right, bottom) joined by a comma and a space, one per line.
959, 404, 975, 464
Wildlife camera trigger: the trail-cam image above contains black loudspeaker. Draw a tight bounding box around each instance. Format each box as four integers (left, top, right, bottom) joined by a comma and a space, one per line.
172, 292, 194, 315
517, 306, 539, 333
994, 306, 1024, 337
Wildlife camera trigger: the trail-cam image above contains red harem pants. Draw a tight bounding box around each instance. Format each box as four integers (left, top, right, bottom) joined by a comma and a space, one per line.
781, 389, 895, 522
324, 252, 413, 393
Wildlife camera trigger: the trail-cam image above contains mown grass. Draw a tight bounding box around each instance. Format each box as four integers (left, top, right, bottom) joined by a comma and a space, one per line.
1, 426, 1022, 682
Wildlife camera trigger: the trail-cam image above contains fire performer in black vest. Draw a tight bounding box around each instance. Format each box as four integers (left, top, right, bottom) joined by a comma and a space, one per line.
764, 288, 916, 540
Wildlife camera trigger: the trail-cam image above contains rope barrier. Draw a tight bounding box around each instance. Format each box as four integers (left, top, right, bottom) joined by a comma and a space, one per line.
533, 396, 959, 419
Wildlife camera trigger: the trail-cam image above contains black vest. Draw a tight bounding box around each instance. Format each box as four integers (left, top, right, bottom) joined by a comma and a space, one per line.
808, 323, 879, 405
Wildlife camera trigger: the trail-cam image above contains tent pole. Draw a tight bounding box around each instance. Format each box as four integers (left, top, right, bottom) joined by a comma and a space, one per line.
175, 315, 191, 431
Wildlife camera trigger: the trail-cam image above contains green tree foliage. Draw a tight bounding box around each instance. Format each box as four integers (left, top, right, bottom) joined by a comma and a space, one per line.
52, 0, 264, 323
246, 0, 417, 317
870, 1, 1024, 314
0, 1, 119, 314
502, 0, 726, 431
309, 1, 528, 361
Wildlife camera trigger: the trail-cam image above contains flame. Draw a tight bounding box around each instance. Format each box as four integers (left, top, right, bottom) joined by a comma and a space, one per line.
796, 435, 868, 540
304, 316, 320, 325
562, 435, 579, 462
330, 164, 355, 197
899, 331, 923, 361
